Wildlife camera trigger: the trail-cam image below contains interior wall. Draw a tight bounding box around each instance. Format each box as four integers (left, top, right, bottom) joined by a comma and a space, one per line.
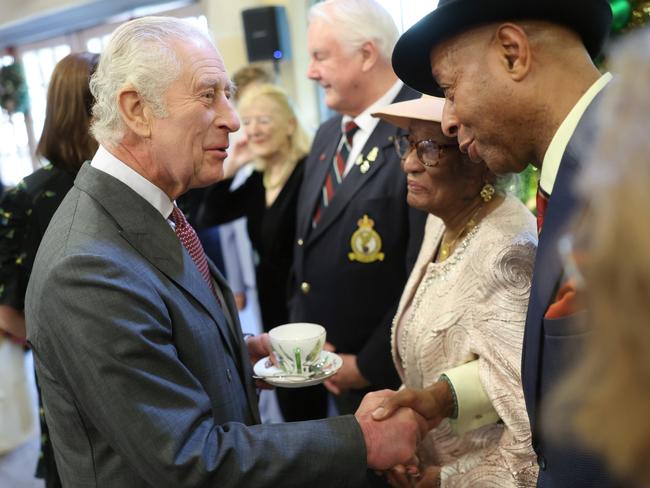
0, 0, 320, 131
0, 0, 83, 26
203, 0, 318, 131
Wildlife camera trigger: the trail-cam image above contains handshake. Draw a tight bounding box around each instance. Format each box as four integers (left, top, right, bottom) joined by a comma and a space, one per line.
354, 383, 453, 487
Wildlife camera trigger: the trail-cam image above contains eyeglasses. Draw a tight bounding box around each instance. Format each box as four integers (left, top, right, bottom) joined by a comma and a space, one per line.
241, 115, 273, 127
392, 134, 457, 167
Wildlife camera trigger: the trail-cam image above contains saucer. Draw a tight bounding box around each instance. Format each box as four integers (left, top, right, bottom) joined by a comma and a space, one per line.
253, 351, 342, 388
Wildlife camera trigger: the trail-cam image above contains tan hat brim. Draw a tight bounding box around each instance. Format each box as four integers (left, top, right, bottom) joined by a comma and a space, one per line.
372, 95, 445, 130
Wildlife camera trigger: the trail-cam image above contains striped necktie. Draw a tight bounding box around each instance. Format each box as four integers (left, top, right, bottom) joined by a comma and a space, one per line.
313, 121, 360, 225
536, 184, 550, 234
170, 206, 220, 305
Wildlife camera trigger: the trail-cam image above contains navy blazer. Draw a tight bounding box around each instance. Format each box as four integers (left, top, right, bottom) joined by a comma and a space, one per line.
522, 89, 620, 487
289, 84, 426, 389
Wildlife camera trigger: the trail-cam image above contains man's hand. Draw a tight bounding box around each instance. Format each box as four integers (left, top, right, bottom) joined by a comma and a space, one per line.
324, 353, 370, 395
245, 333, 276, 389
245, 333, 272, 365
355, 390, 427, 471
372, 382, 453, 430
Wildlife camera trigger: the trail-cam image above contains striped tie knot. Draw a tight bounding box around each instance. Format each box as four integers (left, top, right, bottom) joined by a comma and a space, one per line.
170, 206, 220, 305
343, 121, 359, 146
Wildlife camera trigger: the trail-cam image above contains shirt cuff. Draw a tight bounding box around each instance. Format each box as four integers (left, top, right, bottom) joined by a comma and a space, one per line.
440, 360, 499, 435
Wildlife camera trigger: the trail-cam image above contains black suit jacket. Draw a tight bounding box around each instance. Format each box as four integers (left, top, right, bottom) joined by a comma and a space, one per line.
289, 85, 426, 389
521, 89, 620, 487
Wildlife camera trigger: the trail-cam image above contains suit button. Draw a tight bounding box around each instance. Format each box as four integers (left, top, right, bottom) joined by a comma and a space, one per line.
297, 238, 304, 246
537, 454, 547, 470
226, 368, 232, 382
300, 282, 311, 294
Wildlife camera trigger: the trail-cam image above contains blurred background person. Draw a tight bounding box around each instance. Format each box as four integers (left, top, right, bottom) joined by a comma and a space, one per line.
198, 83, 309, 335
551, 27, 650, 488
197, 83, 309, 422
0, 51, 99, 488
217, 64, 273, 320
373, 95, 537, 487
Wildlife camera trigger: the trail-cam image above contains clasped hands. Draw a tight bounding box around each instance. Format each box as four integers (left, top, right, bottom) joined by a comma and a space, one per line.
355, 382, 453, 487
245, 334, 449, 485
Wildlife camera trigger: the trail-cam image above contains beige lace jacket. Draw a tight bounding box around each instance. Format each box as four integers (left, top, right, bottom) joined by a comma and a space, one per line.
392, 195, 539, 487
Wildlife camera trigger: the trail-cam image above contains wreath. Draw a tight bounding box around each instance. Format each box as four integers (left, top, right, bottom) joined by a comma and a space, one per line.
0, 63, 29, 114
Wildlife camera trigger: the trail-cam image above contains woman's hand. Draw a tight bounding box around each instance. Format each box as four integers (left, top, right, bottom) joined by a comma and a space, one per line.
372, 381, 454, 430
385, 465, 441, 488
223, 136, 253, 179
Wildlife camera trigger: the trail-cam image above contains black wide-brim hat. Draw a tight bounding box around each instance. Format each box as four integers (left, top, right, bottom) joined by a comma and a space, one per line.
393, 0, 613, 96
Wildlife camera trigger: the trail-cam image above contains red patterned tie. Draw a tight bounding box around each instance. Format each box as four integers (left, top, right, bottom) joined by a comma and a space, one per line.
313, 121, 360, 225
170, 206, 220, 304
536, 185, 550, 234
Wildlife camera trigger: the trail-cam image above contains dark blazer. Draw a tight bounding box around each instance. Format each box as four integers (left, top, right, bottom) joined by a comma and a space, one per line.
197, 158, 305, 331
521, 90, 620, 487
289, 85, 426, 390
25, 163, 368, 487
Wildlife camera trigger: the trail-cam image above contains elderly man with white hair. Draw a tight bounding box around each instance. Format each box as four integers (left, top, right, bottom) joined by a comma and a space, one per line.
24, 16, 425, 488
287, 0, 426, 425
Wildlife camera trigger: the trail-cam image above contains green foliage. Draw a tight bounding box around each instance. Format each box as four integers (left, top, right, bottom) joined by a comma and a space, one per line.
0, 63, 30, 114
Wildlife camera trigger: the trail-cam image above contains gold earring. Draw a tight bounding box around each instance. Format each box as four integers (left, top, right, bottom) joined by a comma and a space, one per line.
480, 183, 495, 202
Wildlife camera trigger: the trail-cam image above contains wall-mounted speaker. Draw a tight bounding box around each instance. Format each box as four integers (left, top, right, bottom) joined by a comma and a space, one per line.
241, 6, 292, 63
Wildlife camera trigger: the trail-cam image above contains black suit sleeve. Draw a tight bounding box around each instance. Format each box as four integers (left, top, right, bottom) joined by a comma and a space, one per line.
356, 206, 426, 389
355, 304, 401, 389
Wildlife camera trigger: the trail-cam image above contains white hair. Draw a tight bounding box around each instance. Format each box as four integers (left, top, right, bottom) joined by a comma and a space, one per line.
90, 16, 214, 146
309, 0, 399, 63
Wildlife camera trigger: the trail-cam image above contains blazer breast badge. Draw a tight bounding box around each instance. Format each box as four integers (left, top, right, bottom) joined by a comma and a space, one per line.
348, 214, 385, 263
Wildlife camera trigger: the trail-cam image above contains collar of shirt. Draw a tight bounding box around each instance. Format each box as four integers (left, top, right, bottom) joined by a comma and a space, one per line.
90, 145, 174, 220
540, 72, 612, 195
342, 80, 403, 176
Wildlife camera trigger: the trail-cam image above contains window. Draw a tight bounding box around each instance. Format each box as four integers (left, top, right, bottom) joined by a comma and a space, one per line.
0, 3, 206, 189
376, 0, 439, 32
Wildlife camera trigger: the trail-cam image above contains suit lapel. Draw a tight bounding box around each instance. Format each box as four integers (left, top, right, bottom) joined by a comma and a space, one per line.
208, 260, 261, 423
75, 165, 240, 363
309, 120, 397, 242
297, 121, 341, 240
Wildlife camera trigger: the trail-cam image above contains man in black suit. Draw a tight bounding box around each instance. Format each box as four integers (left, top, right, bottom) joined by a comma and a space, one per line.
286, 0, 426, 421
373, 1, 623, 487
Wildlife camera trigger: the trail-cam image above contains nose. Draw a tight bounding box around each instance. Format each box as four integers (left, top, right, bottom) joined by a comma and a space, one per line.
401, 147, 424, 174
306, 59, 319, 80
220, 98, 240, 133
441, 100, 459, 138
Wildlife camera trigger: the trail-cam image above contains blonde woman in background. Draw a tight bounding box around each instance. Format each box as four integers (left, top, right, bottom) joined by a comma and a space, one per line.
198, 84, 310, 335
553, 27, 650, 488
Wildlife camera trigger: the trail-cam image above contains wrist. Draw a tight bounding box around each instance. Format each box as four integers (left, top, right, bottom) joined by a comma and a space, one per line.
434, 377, 456, 419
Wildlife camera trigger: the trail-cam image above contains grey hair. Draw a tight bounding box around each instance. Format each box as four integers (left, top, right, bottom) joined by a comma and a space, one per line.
308, 0, 399, 63
90, 16, 214, 146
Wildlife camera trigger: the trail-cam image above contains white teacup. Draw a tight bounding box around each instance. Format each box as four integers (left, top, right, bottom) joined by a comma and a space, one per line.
268, 323, 326, 375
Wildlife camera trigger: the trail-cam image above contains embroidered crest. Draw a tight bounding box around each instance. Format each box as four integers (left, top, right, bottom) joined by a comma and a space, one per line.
348, 214, 385, 263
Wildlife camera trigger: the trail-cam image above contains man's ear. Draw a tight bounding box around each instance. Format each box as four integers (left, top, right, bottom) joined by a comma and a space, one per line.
360, 41, 379, 72
117, 88, 152, 138
493, 23, 531, 82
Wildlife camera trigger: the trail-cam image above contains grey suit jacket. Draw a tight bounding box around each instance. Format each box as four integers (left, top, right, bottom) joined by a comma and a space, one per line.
25, 163, 367, 487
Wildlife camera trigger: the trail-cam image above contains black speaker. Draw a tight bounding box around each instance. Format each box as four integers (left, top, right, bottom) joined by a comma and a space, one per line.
241, 6, 292, 63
